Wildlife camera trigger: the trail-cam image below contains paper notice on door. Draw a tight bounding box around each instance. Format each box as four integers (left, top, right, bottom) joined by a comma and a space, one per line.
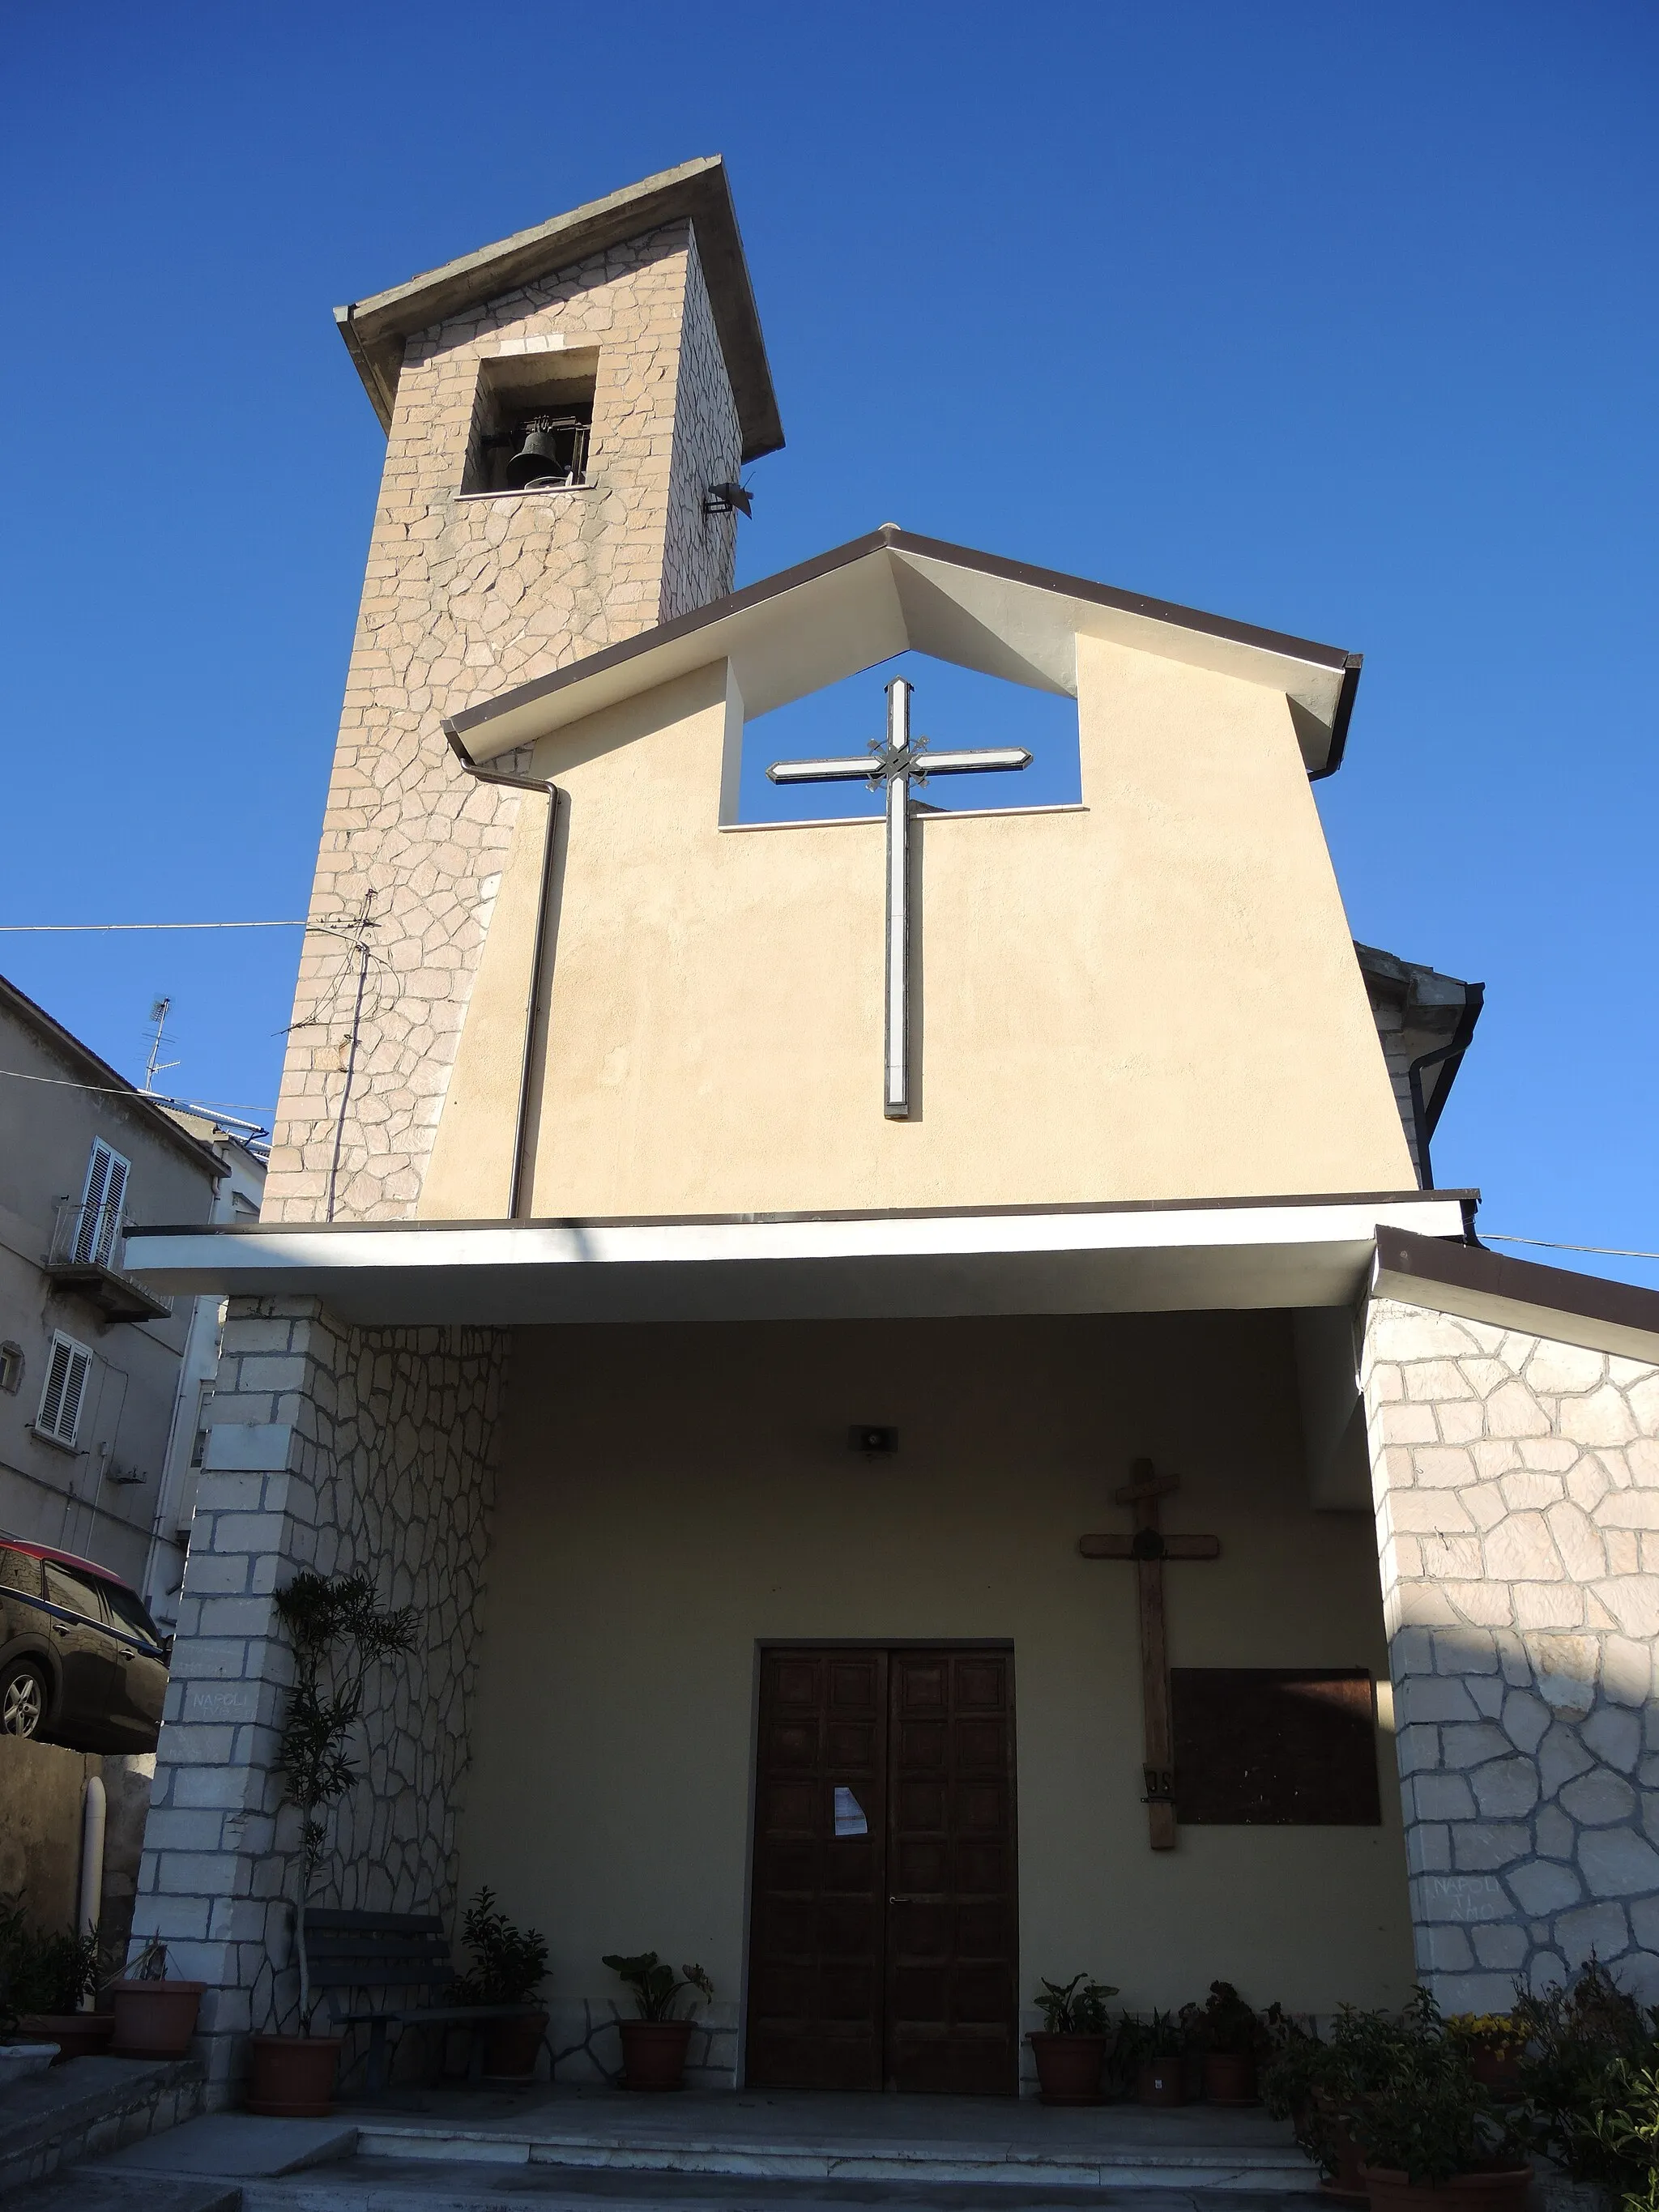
833, 1786, 868, 1837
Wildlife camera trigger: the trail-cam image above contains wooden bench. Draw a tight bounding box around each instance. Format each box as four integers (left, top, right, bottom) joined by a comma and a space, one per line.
305, 1907, 545, 2094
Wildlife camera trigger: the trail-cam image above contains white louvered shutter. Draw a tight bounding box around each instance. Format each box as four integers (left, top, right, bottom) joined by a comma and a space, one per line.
38, 1338, 72, 1433
58, 1344, 92, 1441
36, 1333, 92, 1444
75, 1140, 129, 1267
94, 1150, 129, 1266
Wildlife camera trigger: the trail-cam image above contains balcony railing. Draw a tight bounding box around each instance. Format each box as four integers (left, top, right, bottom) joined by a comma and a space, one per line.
45, 1200, 174, 1322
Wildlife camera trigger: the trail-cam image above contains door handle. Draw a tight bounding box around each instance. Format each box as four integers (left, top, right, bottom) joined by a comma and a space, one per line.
887, 1894, 932, 1905
50, 1623, 69, 1637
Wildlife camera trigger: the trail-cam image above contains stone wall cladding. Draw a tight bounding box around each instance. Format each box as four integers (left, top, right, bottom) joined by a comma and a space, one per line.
1363, 1294, 1659, 2010
263, 220, 742, 1223
132, 1299, 506, 2091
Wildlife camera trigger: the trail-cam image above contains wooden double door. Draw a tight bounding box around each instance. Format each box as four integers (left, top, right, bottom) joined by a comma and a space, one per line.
745, 1644, 1017, 2095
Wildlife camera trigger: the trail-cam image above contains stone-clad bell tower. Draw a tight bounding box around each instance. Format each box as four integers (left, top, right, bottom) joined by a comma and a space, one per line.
262, 158, 783, 1223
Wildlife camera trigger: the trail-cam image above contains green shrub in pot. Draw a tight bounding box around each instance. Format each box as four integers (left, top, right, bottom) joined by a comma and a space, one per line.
1512, 1958, 1659, 2209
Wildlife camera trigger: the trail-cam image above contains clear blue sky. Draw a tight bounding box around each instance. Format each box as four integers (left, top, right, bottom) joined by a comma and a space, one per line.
2, 2, 1653, 1281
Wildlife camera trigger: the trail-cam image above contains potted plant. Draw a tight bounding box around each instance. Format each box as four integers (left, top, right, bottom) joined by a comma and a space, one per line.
1, 1895, 116, 2061
451, 1887, 549, 2079
247, 1571, 416, 2116
0, 1894, 69, 2076
1511, 1957, 1658, 2212
1262, 2017, 1366, 2203
1117, 2008, 1189, 2106
601, 1952, 714, 2091
109, 1937, 207, 2060
1027, 1975, 1118, 2104
1331, 1989, 1530, 2212
1447, 2014, 1526, 2100
1183, 1980, 1267, 2103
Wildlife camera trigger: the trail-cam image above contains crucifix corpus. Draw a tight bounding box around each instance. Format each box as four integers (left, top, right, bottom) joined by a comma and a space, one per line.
1079, 1459, 1220, 1850
766, 677, 1031, 1118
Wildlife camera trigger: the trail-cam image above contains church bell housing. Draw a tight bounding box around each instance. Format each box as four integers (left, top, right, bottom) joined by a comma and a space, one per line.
122, 157, 1659, 2100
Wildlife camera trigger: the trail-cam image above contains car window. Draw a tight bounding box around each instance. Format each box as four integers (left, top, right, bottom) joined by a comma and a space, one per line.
100, 1579, 164, 1649
0, 1548, 44, 1598
44, 1561, 110, 1623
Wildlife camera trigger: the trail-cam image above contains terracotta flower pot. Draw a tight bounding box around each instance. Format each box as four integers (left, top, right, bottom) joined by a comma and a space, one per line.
618, 2017, 695, 2091
1360, 2164, 1533, 2212
1468, 2048, 1524, 2100
109, 1979, 206, 2060
1027, 2031, 1111, 2105
1204, 2051, 1258, 2104
245, 2032, 343, 2117
1137, 2056, 1188, 2106
17, 2014, 116, 2063
483, 2009, 548, 2080
1311, 2098, 1367, 2204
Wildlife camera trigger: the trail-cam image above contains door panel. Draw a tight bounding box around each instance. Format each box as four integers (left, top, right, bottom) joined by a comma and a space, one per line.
746, 1645, 1016, 2096
885, 1650, 1017, 2095
746, 1647, 887, 2089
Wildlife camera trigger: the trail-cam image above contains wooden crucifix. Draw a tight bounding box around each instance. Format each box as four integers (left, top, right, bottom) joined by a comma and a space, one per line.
1079, 1459, 1219, 1850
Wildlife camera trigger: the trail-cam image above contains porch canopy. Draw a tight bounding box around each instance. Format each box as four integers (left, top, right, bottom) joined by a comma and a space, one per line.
126, 1188, 1471, 1329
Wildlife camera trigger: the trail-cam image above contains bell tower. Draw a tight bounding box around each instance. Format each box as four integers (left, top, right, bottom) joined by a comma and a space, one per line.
262, 158, 782, 1222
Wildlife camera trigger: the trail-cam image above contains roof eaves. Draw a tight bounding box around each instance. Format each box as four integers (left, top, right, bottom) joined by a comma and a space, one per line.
446, 523, 1363, 760
334, 156, 783, 462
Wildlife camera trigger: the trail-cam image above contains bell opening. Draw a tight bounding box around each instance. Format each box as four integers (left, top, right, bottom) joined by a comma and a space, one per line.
462, 352, 599, 497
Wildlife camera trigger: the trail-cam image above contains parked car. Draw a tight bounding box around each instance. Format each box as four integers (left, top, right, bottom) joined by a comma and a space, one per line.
0, 1538, 170, 1753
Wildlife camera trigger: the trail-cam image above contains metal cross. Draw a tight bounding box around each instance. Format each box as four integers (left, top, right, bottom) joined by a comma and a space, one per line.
766, 678, 1031, 1118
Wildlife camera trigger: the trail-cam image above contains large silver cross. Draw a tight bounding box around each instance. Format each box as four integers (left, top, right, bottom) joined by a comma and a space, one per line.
766, 678, 1031, 1118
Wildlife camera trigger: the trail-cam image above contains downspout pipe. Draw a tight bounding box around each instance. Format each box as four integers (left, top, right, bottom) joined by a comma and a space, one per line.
1407, 982, 1486, 1193
443, 731, 562, 1220
79, 1772, 106, 2006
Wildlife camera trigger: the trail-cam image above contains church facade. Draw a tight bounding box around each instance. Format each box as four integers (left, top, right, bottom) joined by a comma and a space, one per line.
130, 159, 1659, 2098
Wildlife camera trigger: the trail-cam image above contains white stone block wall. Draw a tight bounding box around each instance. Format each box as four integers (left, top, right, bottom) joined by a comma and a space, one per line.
133, 1298, 506, 2092
1363, 1295, 1659, 2010
263, 219, 744, 1223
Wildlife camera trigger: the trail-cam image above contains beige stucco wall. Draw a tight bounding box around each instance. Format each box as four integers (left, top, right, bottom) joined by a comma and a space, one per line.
456, 1309, 1415, 2073
425, 630, 1415, 1220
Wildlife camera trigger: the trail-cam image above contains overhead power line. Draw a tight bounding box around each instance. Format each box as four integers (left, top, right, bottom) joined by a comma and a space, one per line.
0, 918, 360, 935
1480, 1233, 1659, 1264
0, 1067, 275, 1119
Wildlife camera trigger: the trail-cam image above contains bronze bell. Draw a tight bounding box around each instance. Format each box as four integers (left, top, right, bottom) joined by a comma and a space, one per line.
505, 416, 570, 489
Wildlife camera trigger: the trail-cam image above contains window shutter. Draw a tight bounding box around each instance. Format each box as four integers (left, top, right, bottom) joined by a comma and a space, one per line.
75, 1140, 130, 1267
94, 1151, 129, 1267
58, 1345, 92, 1443
36, 1332, 93, 1445
38, 1338, 71, 1434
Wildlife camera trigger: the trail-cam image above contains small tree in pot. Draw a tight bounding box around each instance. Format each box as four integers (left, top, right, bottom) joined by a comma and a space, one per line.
451, 1889, 549, 2079
249, 1571, 416, 2116
602, 1952, 714, 2091
1028, 1975, 1119, 2104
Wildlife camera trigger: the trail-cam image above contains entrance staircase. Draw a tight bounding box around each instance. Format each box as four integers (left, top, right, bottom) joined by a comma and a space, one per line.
7, 2086, 1321, 2212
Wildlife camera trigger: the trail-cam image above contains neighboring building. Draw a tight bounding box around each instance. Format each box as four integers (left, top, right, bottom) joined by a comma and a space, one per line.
143, 1112, 266, 1631
128, 159, 1659, 2099
0, 976, 225, 1591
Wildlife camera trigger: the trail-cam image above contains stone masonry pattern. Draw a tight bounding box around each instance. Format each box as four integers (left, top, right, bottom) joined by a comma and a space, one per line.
132, 1298, 506, 2091
263, 219, 742, 1222
1363, 1295, 1659, 2011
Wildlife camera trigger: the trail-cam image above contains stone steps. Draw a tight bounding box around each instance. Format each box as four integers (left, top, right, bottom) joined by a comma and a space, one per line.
0, 2054, 205, 2197
342, 2116, 1316, 2195
235, 2163, 1316, 2212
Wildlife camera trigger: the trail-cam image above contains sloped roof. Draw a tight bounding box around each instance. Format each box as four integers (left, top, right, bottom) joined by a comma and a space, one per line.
446, 525, 1364, 775
335, 156, 783, 461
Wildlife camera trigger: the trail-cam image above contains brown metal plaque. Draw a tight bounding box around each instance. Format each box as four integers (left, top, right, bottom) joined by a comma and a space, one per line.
1170, 1669, 1381, 1825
